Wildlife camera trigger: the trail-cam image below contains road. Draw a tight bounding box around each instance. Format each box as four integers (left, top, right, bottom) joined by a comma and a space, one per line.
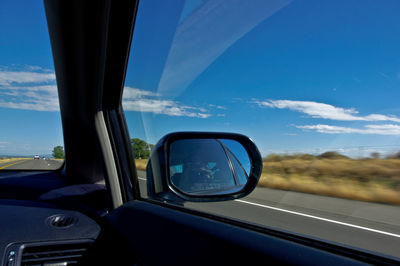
137, 170, 400, 258
0, 159, 63, 170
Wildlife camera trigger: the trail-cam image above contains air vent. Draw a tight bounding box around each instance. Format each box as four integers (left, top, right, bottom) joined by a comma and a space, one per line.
21, 243, 90, 266
47, 214, 78, 228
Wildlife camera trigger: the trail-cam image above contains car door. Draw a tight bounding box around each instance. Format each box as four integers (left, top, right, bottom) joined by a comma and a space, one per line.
44, 0, 400, 265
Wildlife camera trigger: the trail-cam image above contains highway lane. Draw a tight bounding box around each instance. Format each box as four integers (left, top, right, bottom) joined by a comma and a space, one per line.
0, 159, 29, 169
136, 170, 400, 258
0, 159, 63, 170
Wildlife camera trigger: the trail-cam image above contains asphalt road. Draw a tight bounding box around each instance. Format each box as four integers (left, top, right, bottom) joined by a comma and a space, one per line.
0, 159, 63, 170
137, 170, 400, 258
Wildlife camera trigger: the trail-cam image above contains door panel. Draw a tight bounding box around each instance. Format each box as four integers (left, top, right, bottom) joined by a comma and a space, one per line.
102, 201, 365, 265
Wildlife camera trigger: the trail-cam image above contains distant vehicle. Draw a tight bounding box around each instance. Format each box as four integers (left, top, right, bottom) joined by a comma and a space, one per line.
33, 155, 40, 160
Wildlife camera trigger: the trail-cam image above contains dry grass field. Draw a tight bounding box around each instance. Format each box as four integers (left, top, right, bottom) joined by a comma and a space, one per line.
260, 155, 400, 205
134, 159, 147, 171
134, 154, 400, 205
0, 158, 30, 164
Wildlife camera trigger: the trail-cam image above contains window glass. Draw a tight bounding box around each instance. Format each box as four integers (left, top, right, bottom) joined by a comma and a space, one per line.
123, 0, 400, 258
0, 1, 64, 170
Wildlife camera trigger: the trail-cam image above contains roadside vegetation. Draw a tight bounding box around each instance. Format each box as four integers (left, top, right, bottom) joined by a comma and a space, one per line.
0, 157, 30, 164
260, 152, 400, 205
131, 138, 154, 159
134, 159, 147, 171
52, 146, 65, 159
134, 150, 400, 205
131, 138, 152, 170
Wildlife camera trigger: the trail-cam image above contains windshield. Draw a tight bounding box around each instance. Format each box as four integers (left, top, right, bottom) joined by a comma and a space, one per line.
0, 1, 64, 170
123, 0, 400, 258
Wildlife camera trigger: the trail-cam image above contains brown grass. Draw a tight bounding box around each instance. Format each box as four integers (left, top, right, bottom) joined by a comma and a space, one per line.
135, 159, 148, 171
135, 157, 400, 205
259, 173, 400, 205
0, 158, 30, 164
261, 158, 400, 205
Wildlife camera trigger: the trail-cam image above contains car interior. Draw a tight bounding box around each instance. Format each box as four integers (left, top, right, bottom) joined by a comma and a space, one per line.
1, 0, 400, 265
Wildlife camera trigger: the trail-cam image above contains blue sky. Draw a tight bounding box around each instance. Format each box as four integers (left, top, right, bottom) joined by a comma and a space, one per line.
0, 0, 61, 155
1, 0, 400, 157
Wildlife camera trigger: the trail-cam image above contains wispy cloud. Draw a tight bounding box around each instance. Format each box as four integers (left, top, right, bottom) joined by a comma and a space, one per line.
255, 99, 400, 122
123, 87, 159, 98
122, 87, 211, 118
0, 67, 59, 111
297, 124, 400, 135
0, 71, 55, 86
0, 67, 212, 117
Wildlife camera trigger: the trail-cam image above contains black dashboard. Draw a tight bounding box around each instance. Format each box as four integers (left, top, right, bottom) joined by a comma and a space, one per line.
0, 170, 105, 266
0, 201, 101, 266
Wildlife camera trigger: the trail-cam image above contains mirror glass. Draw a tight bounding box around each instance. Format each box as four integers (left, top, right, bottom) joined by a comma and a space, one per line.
169, 138, 250, 195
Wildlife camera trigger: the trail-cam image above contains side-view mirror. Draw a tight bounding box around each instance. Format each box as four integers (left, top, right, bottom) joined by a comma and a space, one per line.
146, 132, 262, 202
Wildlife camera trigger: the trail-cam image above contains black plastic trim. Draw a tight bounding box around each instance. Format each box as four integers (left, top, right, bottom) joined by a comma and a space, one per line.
101, 0, 140, 203
139, 197, 400, 265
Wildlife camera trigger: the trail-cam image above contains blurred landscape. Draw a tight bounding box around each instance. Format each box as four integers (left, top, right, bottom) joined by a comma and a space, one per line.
0, 157, 29, 164
134, 151, 400, 205
259, 151, 400, 205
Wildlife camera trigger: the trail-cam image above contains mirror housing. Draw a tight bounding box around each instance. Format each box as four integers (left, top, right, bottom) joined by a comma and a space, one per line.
146, 132, 262, 202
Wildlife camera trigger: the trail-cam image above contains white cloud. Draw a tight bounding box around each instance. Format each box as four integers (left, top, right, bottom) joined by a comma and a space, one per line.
255, 99, 400, 122
0, 95, 59, 111
123, 86, 158, 98
0, 68, 211, 117
123, 87, 211, 118
0, 71, 55, 86
297, 124, 400, 135
0, 67, 59, 111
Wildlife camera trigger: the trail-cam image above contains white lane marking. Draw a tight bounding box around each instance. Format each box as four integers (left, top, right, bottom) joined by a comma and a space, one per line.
235, 199, 400, 238
136, 177, 400, 238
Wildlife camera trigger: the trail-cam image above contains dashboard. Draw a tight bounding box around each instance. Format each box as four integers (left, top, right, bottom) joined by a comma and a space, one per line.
0, 201, 101, 265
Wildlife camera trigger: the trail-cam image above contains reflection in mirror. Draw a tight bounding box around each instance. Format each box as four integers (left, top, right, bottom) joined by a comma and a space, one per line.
169, 139, 250, 195
220, 139, 251, 176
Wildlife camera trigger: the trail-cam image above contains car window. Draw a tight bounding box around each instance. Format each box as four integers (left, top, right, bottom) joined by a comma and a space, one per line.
0, 1, 64, 170
123, 0, 400, 258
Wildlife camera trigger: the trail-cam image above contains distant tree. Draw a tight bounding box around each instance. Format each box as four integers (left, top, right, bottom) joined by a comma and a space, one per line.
371, 152, 380, 159
263, 154, 283, 162
387, 151, 400, 159
317, 151, 348, 159
52, 146, 65, 159
131, 138, 153, 159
